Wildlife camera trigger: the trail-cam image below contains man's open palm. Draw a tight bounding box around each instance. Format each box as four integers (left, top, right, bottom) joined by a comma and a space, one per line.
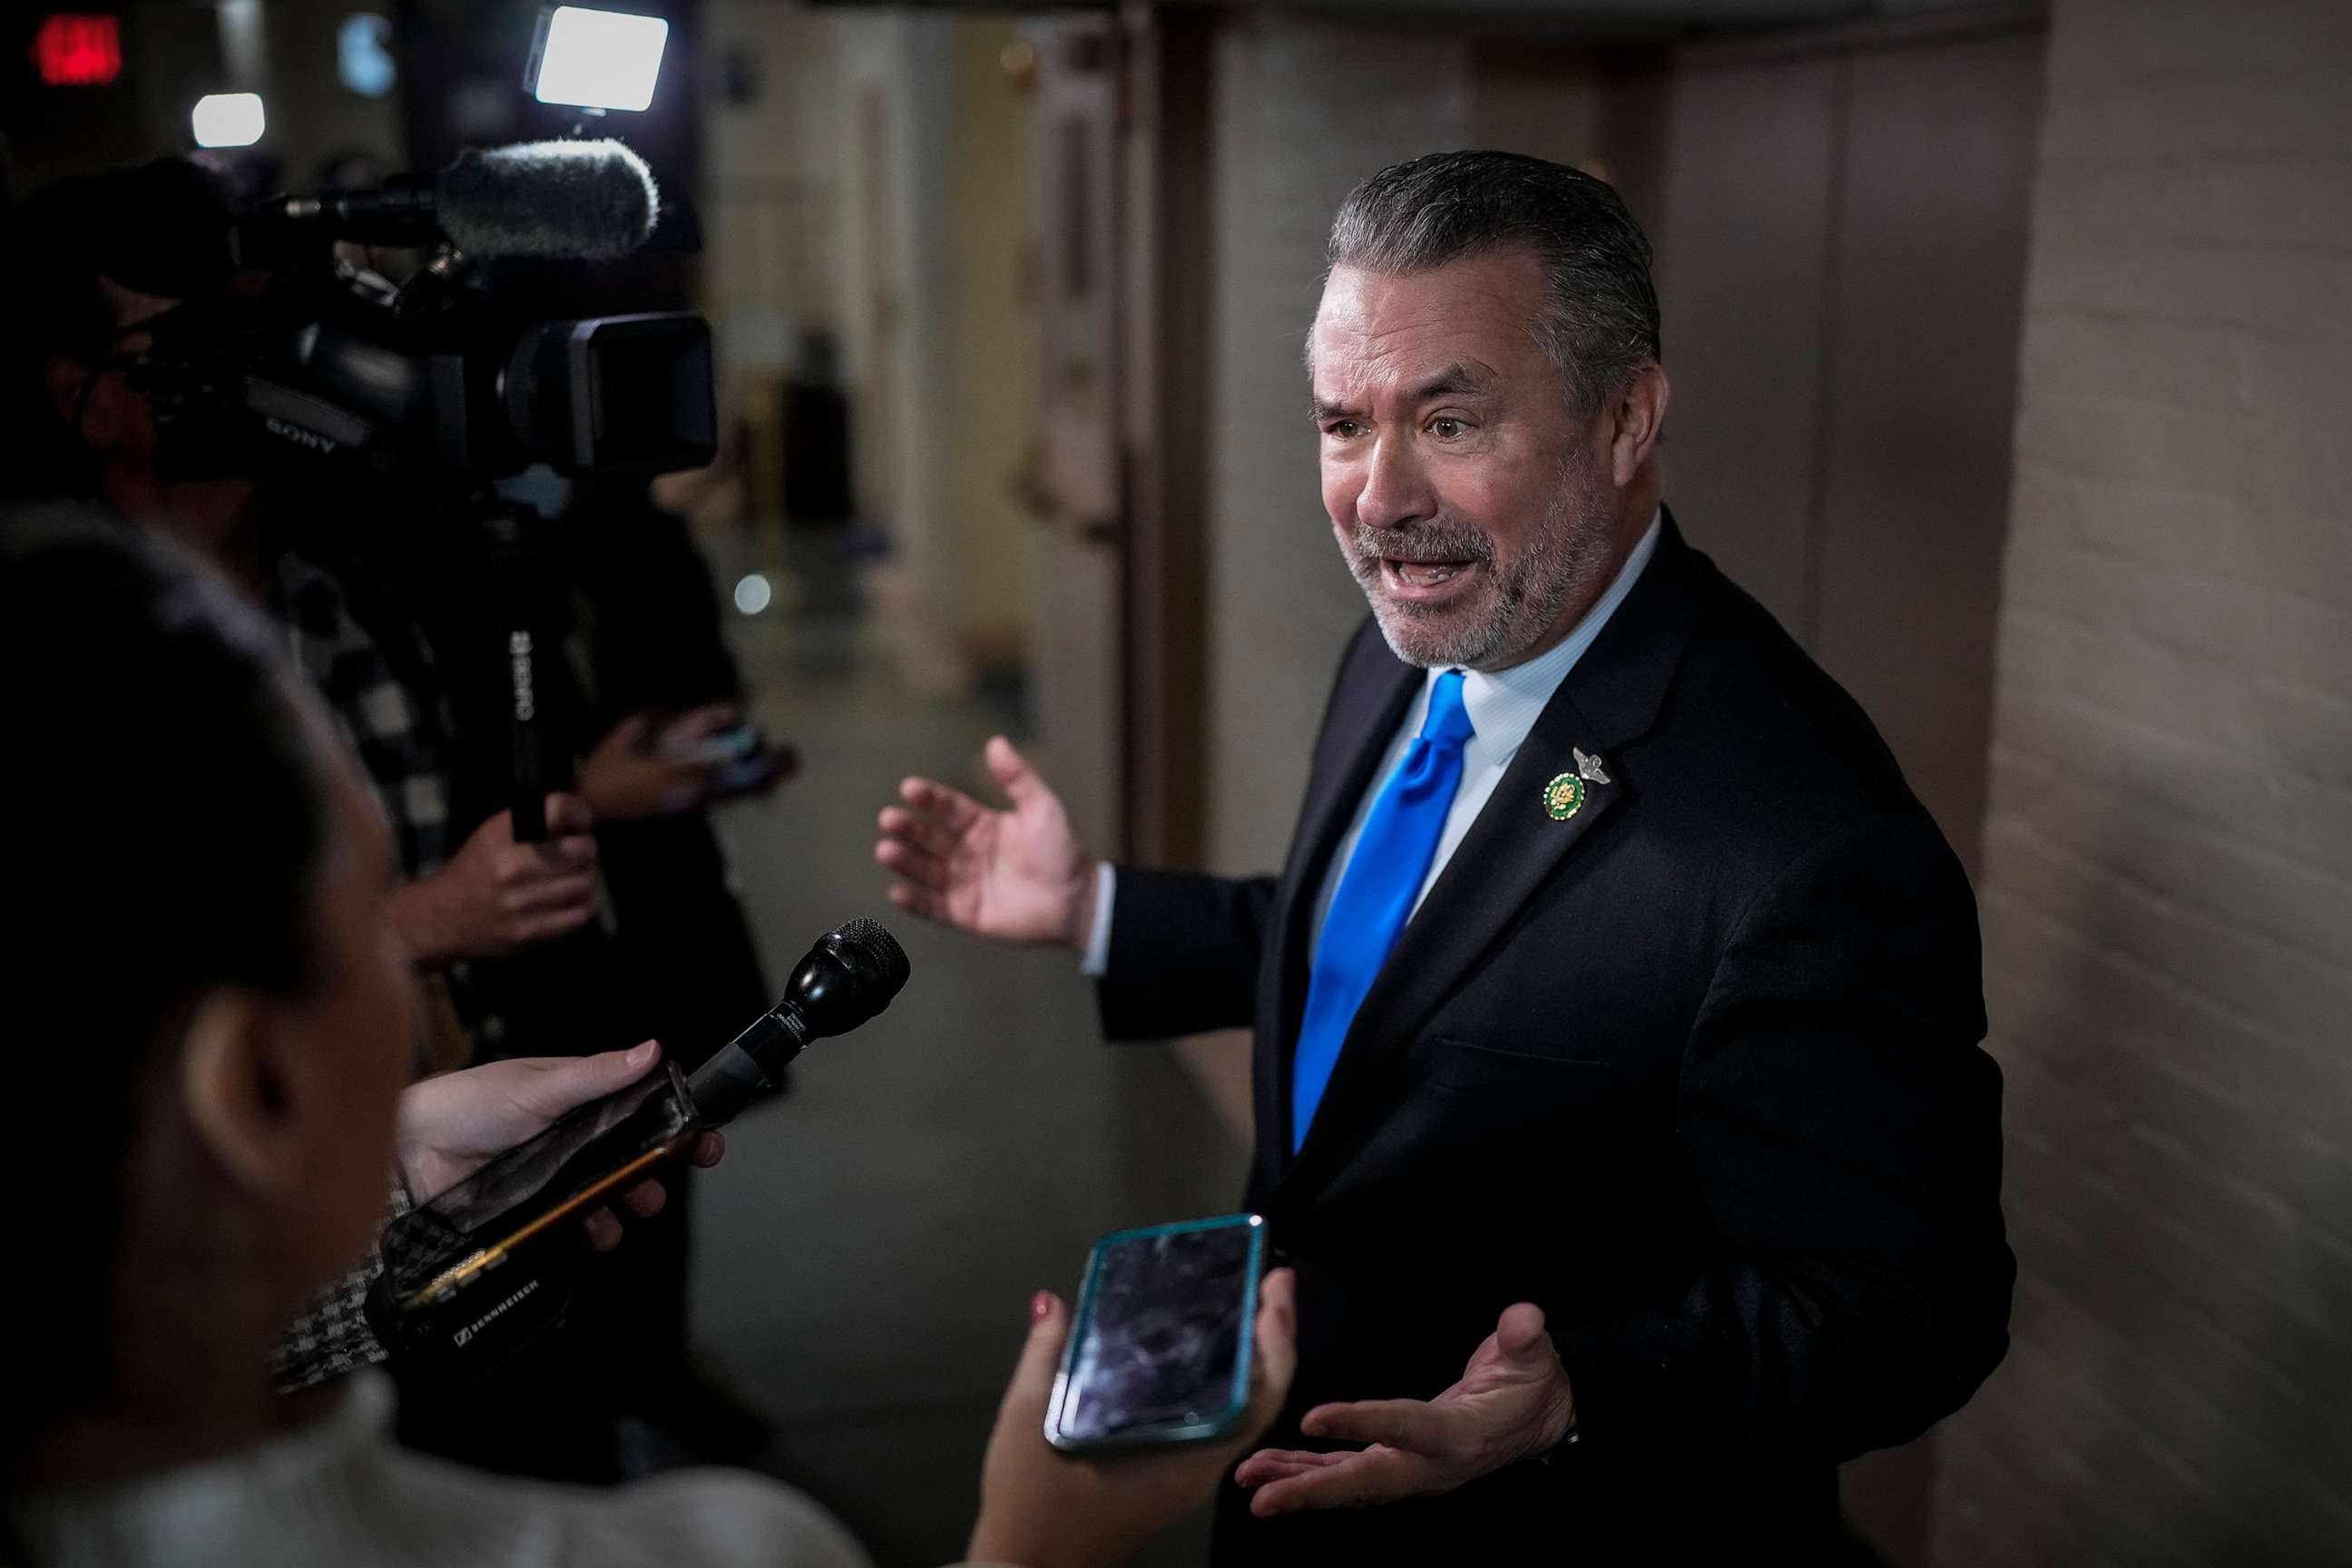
1235, 1302, 1576, 1516
877, 736, 1095, 947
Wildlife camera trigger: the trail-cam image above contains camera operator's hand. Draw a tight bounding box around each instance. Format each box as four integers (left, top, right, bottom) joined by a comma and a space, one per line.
394, 1042, 724, 1250
388, 793, 600, 967
967, 1269, 1297, 1568
876, 736, 1098, 949
579, 703, 783, 823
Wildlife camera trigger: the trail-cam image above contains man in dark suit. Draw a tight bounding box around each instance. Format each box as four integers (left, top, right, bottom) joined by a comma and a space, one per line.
876, 151, 2011, 1558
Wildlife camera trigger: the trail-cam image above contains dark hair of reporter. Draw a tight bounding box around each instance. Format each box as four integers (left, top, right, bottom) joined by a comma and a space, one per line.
0, 505, 327, 1471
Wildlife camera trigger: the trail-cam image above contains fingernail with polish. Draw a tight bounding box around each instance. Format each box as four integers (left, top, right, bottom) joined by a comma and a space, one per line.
1030, 1290, 1054, 1322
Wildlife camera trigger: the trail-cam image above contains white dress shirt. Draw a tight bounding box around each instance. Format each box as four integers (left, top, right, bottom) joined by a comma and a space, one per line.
1083, 510, 1661, 975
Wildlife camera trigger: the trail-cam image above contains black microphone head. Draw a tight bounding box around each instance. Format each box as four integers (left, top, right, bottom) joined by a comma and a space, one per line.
834, 917, 910, 995
435, 139, 658, 260
778, 918, 910, 1040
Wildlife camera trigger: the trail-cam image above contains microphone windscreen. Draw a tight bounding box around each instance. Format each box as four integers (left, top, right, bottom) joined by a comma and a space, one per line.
435, 139, 659, 261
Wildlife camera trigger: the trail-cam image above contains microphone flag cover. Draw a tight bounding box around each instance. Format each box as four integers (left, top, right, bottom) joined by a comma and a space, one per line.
435, 139, 660, 260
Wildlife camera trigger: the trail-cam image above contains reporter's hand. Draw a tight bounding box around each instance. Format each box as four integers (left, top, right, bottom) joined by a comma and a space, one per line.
967, 1269, 1297, 1568
579, 703, 772, 823
1234, 1300, 1574, 1517
876, 736, 1097, 948
388, 793, 600, 966
394, 1041, 725, 1251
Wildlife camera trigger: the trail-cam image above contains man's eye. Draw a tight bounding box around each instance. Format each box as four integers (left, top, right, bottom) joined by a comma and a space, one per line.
1429, 417, 1466, 439
1324, 420, 1364, 439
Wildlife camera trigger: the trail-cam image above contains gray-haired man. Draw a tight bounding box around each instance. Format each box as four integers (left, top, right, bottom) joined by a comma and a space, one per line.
879, 151, 2012, 1558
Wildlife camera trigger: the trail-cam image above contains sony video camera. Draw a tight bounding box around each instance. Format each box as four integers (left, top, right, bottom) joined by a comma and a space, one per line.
129, 139, 714, 486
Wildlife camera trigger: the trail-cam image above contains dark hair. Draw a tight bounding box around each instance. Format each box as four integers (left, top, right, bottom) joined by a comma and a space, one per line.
1326, 150, 1661, 413
0, 505, 328, 1445
0, 159, 239, 500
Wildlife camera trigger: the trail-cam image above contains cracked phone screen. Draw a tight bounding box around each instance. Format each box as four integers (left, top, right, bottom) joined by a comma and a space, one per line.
1062, 1222, 1255, 1440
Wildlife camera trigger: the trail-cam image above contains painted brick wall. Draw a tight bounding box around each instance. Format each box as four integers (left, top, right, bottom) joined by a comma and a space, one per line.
1932, 2, 2352, 1562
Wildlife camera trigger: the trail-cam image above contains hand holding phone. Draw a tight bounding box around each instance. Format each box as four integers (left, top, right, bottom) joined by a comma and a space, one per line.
1047, 1214, 1269, 1451
580, 705, 792, 820
969, 1236, 1297, 1568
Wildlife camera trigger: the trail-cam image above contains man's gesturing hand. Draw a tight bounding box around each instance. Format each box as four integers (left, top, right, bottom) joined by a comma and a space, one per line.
1235, 1301, 1575, 1517
876, 735, 1097, 948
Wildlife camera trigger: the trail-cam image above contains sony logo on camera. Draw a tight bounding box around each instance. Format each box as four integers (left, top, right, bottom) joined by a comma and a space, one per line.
449, 1276, 541, 1348
263, 416, 341, 456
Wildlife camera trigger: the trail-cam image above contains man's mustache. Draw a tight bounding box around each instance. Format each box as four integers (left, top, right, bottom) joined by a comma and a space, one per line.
1350, 524, 1495, 568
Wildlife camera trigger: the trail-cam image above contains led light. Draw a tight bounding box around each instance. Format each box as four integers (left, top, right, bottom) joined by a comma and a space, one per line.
191, 93, 266, 148
34, 15, 122, 86
528, 6, 668, 113
733, 573, 773, 617
337, 13, 397, 99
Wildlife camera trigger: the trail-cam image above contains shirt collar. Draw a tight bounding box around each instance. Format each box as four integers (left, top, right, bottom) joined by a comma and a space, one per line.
1438, 506, 1663, 760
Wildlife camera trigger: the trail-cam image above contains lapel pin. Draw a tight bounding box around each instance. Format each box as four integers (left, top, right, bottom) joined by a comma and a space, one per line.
1575, 748, 1612, 787
1542, 771, 1586, 821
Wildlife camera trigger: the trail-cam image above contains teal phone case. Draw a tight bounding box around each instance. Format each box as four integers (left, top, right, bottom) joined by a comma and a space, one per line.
1044, 1211, 1266, 1453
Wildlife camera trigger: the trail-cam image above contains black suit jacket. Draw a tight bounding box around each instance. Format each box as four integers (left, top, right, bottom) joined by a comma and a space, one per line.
1099, 516, 2013, 1560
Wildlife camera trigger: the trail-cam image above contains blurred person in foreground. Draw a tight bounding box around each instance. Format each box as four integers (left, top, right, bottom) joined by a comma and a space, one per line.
1, 161, 775, 1460
0, 509, 1295, 1568
878, 151, 2013, 1560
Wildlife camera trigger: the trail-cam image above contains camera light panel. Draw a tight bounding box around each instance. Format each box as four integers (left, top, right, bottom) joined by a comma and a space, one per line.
191, 93, 266, 148
529, 6, 668, 113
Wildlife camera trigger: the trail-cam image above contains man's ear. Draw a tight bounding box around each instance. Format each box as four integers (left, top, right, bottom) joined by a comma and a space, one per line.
42, 352, 115, 452
1607, 364, 1671, 489
179, 988, 307, 1198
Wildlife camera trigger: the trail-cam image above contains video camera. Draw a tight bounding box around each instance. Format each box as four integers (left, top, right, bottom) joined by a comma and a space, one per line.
131, 138, 715, 486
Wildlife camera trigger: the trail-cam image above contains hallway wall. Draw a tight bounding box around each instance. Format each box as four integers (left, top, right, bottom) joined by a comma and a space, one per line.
1933, 2, 2352, 1561
1201, 17, 1469, 878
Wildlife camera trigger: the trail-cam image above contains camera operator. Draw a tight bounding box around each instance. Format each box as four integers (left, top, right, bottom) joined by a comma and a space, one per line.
3, 158, 609, 995
1, 509, 1298, 1568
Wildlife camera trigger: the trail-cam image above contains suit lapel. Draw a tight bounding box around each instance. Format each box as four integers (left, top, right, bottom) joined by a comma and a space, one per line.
1255, 624, 1419, 1181
1280, 514, 1707, 1191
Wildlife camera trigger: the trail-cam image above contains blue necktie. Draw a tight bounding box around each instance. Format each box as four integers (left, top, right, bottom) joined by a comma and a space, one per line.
1290, 670, 1475, 1152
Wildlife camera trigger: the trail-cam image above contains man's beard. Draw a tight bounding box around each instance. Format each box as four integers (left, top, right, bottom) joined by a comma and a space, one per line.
1344, 454, 1619, 671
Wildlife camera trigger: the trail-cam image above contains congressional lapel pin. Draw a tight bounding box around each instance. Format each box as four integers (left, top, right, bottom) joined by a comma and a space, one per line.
1542, 771, 1586, 821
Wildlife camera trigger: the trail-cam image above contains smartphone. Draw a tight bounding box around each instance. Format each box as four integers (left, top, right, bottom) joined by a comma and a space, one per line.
1045, 1213, 1266, 1453
658, 722, 762, 767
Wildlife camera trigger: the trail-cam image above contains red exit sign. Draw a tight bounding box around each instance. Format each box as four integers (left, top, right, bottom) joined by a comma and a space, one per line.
34, 15, 122, 86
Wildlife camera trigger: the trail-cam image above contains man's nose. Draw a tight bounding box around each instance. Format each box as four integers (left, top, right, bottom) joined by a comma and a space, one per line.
1353, 433, 1436, 533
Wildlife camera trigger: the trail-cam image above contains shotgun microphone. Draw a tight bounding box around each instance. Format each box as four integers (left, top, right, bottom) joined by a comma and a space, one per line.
268, 139, 660, 260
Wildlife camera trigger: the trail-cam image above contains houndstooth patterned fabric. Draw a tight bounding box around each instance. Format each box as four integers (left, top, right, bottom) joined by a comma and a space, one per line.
274, 1187, 408, 1393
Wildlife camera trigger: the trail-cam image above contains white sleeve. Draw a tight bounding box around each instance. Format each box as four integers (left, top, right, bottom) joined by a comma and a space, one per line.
1078, 860, 1117, 978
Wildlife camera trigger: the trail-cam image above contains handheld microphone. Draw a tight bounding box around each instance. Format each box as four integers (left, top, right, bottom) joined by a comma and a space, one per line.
271, 139, 661, 261
368, 916, 909, 1377
688, 918, 912, 1122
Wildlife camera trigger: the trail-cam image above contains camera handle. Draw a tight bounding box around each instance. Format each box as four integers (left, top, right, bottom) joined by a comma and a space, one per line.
478, 499, 553, 843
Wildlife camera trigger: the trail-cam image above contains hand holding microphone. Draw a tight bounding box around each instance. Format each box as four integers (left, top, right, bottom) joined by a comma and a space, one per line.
396, 1042, 726, 1253
369, 919, 910, 1376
